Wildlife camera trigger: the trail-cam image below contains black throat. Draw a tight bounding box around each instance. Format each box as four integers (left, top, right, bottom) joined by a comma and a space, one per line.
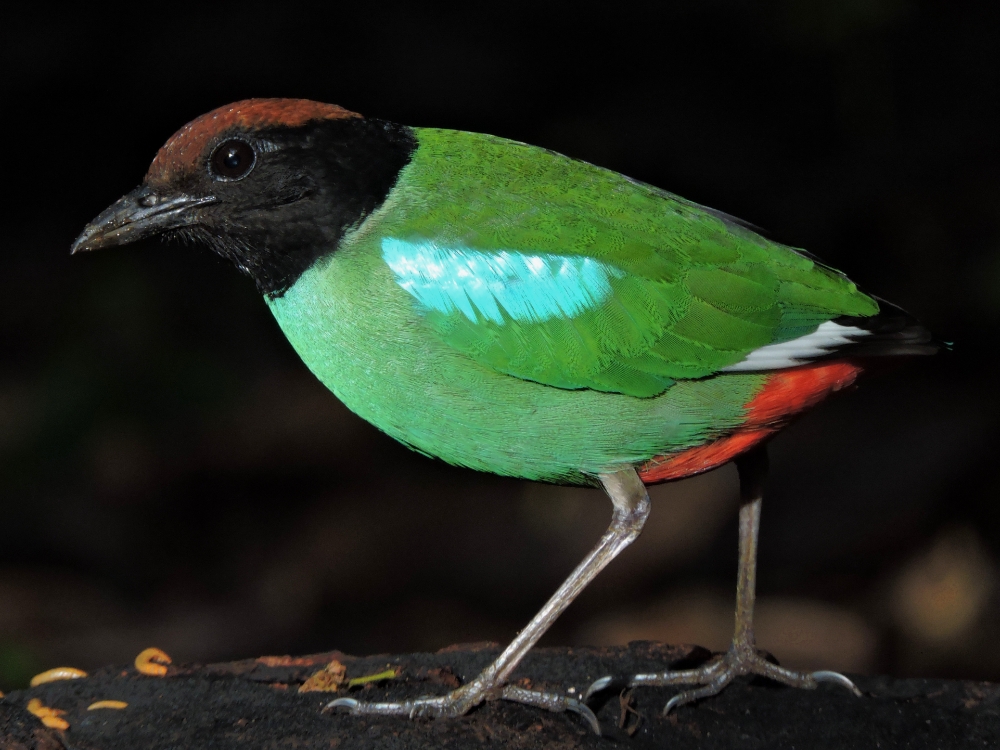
179, 117, 417, 298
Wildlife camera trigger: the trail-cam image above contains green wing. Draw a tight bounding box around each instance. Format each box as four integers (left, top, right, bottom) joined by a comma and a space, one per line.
379, 128, 878, 398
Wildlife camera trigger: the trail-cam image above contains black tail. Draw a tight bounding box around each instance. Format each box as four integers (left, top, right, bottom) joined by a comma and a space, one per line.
833, 297, 941, 359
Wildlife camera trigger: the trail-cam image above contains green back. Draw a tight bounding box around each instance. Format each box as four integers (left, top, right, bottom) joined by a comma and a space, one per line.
381, 128, 877, 397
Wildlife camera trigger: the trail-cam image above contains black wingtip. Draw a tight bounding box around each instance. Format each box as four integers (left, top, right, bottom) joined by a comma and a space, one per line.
834, 296, 942, 359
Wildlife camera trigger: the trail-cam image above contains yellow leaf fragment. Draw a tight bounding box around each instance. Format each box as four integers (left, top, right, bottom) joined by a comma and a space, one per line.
298, 659, 347, 693
135, 647, 172, 676
30, 667, 88, 687
347, 668, 398, 687
88, 700, 128, 710
26, 698, 69, 730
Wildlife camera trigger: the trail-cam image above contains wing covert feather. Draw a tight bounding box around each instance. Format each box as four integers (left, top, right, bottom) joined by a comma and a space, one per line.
378, 129, 878, 397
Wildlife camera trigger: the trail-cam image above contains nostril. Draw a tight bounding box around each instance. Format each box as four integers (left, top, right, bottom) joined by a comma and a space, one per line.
137, 194, 159, 208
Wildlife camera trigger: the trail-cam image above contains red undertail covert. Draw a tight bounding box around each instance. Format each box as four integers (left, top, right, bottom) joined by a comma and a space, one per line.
638, 362, 862, 483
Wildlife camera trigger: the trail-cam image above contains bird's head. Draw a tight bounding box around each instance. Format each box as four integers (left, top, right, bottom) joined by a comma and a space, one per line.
72, 98, 416, 297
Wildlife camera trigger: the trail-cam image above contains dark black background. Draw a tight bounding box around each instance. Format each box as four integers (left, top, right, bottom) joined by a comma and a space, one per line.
1, 0, 997, 690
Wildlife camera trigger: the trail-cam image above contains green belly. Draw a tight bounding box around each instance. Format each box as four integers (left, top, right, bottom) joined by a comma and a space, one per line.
267, 239, 766, 485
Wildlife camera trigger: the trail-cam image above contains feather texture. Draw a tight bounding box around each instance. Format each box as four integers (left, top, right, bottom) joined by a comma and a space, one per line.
366, 128, 880, 397
266, 127, 901, 483
721, 321, 869, 371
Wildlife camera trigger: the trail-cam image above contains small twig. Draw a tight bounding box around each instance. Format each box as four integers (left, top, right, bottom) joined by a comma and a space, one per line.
618, 688, 642, 736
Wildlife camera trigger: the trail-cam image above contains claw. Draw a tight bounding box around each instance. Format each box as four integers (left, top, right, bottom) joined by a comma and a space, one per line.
569, 700, 602, 735
584, 675, 614, 702
502, 685, 602, 735
811, 670, 863, 697
324, 697, 360, 712
645, 659, 864, 716
662, 692, 684, 716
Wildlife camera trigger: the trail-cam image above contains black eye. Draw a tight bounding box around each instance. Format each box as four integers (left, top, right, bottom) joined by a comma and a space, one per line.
210, 139, 256, 180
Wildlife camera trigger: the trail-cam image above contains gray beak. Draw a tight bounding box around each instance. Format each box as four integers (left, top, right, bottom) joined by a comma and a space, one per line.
71, 185, 216, 254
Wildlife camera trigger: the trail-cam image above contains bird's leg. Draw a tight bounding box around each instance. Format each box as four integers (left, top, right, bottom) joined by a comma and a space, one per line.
586, 445, 861, 715
327, 467, 651, 733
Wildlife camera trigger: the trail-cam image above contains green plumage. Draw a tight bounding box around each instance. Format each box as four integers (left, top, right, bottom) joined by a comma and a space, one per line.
267, 127, 878, 484
68, 99, 926, 722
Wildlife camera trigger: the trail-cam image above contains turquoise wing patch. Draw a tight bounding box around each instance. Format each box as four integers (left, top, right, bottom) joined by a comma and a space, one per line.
382, 238, 627, 324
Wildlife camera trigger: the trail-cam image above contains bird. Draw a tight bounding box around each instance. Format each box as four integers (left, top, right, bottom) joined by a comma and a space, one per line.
72, 98, 935, 733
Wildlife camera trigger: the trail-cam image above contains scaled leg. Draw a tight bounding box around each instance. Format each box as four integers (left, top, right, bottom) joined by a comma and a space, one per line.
328, 467, 651, 733
586, 446, 861, 714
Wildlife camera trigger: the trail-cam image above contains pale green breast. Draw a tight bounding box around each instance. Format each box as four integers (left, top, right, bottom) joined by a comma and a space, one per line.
267, 225, 767, 485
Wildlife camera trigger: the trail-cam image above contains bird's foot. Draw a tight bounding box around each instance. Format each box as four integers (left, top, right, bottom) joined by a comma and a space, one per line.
326, 679, 601, 734
586, 645, 861, 715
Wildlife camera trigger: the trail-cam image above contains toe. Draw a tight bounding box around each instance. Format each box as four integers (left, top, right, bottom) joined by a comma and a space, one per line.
502, 685, 603, 735
324, 697, 360, 712
584, 675, 614, 702
570, 700, 602, 735
811, 670, 863, 697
